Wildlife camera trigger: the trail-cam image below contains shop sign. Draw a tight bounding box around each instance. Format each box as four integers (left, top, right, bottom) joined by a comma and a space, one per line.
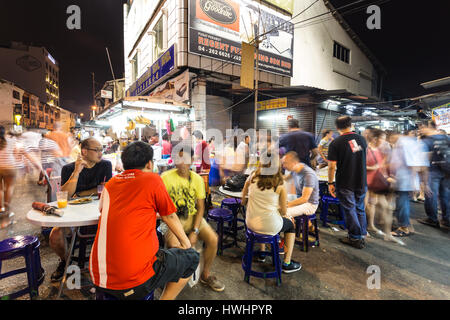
432, 102, 450, 129
128, 44, 175, 96
257, 97, 287, 111
189, 0, 294, 77
101, 90, 113, 99
149, 70, 190, 103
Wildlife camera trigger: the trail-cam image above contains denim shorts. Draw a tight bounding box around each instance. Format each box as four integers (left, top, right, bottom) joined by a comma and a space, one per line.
95, 248, 200, 300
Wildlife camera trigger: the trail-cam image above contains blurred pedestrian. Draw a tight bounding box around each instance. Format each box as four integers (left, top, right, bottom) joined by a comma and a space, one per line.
365, 129, 401, 243
162, 133, 172, 157
389, 131, 429, 237
418, 121, 449, 228
193, 130, 210, 171
0, 126, 42, 226
317, 129, 334, 169
38, 133, 63, 185
327, 116, 368, 249
279, 119, 318, 168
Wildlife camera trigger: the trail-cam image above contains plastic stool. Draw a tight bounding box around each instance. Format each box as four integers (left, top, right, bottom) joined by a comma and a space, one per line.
320, 195, 346, 228
294, 214, 320, 252
0, 236, 44, 300
207, 208, 234, 255
221, 198, 246, 237
96, 290, 154, 300
242, 229, 282, 286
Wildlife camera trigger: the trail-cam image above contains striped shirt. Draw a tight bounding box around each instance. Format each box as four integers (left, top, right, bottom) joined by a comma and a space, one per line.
39, 138, 61, 165
0, 137, 30, 169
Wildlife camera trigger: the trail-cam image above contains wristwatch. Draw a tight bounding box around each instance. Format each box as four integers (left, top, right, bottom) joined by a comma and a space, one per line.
193, 228, 200, 235
327, 182, 335, 186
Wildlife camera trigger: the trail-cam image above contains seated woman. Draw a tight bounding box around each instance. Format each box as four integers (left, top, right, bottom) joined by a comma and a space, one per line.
241, 157, 302, 273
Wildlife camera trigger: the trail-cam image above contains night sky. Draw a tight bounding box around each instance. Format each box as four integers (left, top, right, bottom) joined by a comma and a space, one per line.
1, 0, 449, 115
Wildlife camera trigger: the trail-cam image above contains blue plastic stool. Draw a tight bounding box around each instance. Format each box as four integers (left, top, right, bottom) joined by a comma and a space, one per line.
0, 236, 44, 300
242, 229, 282, 286
207, 208, 234, 255
96, 290, 154, 300
294, 214, 320, 252
320, 195, 346, 228
221, 198, 246, 239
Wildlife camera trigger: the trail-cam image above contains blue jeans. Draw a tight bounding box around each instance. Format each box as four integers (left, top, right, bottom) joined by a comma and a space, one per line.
336, 188, 367, 240
394, 191, 411, 227
424, 171, 449, 223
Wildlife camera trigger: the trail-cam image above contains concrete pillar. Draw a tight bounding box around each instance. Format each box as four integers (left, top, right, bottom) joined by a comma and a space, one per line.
191, 77, 207, 134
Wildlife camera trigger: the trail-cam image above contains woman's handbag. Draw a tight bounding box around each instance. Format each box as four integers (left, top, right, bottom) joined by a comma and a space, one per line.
367, 149, 390, 192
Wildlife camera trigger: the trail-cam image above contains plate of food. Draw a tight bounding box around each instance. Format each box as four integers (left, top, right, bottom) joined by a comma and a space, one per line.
68, 197, 93, 205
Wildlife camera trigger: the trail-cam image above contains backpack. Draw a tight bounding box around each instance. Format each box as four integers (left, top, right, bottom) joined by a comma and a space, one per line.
224, 174, 248, 192
431, 136, 450, 175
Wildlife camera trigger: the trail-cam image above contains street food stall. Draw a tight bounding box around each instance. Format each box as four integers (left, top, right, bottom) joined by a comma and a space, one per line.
94, 96, 193, 173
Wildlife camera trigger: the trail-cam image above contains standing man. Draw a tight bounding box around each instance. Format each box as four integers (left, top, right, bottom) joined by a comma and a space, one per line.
418, 121, 449, 228
48, 137, 112, 281
327, 116, 368, 249
160, 145, 225, 292
279, 119, 318, 168
193, 130, 211, 171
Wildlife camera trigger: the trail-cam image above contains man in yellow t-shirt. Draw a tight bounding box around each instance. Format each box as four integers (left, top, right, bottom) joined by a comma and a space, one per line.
161, 147, 225, 292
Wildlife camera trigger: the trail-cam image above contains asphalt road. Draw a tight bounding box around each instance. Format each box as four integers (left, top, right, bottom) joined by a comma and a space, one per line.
0, 173, 449, 300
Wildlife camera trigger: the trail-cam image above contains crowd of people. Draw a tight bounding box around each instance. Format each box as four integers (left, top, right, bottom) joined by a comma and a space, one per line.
0, 114, 448, 300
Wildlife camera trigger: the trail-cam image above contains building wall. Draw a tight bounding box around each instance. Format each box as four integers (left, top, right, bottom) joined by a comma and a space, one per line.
0, 80, 23, 129
291, 0, 378, 99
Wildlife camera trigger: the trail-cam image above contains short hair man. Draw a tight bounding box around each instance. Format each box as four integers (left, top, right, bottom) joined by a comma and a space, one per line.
89, 142, 199, 300
279, 119, 318, 168
327, 116, 368, 249
193, 130, 211, 171
49, 138, 112, 282
150, 133, 160, 146
160, 144, 225, 292
282, 151, 320, 218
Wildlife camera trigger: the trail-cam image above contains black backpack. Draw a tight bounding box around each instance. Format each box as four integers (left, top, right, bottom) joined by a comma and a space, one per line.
431, 136, 450, 175
224, 174, 248, 192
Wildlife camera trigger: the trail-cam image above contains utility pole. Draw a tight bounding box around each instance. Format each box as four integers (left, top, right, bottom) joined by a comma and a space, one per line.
253, 41, 259, 131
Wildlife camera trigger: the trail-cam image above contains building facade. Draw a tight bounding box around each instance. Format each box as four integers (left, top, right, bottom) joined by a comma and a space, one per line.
0, 79, 74, 132
123, 0, 294, 137
122, 0, 384, 139
0, 42, 60, 107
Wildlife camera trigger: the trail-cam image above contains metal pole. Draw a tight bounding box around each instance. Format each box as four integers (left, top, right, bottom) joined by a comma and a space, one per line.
106, 47, 116, 81
253, 42, 259, 131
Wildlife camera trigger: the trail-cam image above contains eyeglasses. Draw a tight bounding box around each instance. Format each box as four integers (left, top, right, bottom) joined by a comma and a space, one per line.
87, 148, 103, 153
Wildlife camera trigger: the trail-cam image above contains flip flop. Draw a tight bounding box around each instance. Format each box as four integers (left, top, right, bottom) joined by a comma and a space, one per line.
391, 229, 410, 237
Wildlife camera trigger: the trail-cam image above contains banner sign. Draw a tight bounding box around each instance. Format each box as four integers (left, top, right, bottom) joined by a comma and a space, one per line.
128, 44, 175, 96
149, 70, 190, 103
101, 90, 113, 99
257, 97, 287, 111
189, 0, 294, 77
432, 102, 450, 131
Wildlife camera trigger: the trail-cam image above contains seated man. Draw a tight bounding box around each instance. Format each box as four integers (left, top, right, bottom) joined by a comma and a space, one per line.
89, 142, 199, 300
49, 137, 112, 282
160, 145, 225, 292
282, 151, 320, 218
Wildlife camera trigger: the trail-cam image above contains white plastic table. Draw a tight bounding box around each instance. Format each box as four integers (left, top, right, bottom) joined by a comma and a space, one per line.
218, 186, 243, 199
27, 200, 100, 299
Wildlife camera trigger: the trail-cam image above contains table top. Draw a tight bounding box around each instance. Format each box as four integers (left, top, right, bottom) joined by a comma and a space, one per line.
219, 186, 243, 199
27, 200, 100, 228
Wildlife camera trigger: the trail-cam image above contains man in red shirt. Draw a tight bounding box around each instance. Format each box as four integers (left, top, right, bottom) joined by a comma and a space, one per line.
193, 130, 211, 171
89, 141, 199, 300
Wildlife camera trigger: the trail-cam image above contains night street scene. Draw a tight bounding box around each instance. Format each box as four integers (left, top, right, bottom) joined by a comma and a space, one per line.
0, 0, 449, 307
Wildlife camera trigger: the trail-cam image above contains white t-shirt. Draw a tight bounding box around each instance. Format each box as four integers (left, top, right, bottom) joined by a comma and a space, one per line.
246, 178, 283, 236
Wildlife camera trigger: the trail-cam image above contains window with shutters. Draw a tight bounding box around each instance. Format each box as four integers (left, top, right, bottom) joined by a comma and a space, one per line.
333, 41, 350, 64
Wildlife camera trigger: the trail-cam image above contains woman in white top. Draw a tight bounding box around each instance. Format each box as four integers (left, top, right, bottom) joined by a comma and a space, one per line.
0, 126, 42, 224
242, 157, 301, 273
